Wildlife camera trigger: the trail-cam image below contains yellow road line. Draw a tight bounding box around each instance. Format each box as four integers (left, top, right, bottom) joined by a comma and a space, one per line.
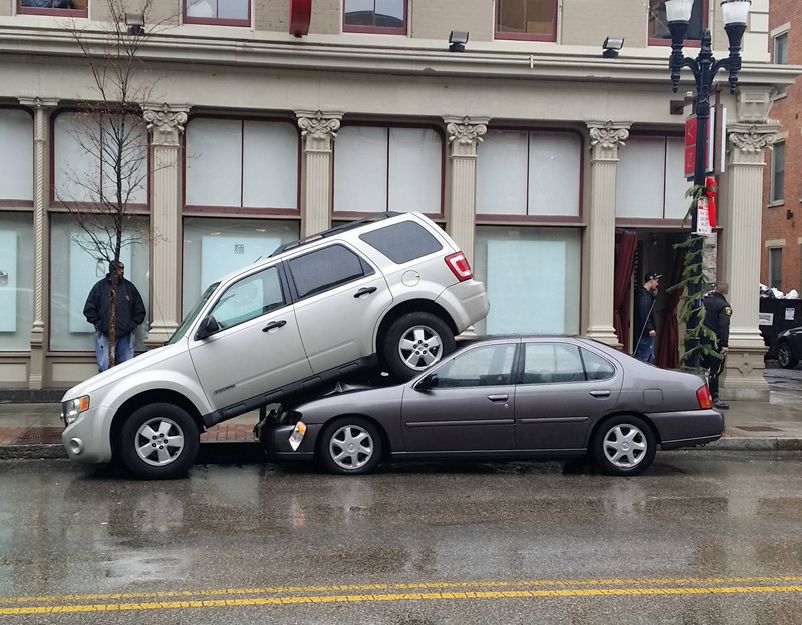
3, 576, 802, 605
2, 585, 802, 616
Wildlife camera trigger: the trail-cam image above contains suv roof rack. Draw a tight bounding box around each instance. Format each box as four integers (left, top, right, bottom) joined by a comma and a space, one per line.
269, 211, 402, 257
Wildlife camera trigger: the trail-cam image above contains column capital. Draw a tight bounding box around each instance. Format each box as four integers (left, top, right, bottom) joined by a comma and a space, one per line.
296, 110, 343, 152
728, 121, 780, 166
586, 120, 630, 162
143, 103, 190, 148
18, 96, 60, 109
444, 116, 490, 158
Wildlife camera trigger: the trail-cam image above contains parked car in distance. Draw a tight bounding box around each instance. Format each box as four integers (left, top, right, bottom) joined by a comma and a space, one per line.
60, 212, 490, 479
775, 326, 802, 370
257, 336, 723, 477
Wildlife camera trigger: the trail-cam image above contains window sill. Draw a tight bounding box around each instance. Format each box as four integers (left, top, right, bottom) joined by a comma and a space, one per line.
768, 200, 786, 208
774, 92, 788, 101
494, 32, 557, 43
17, 7, 88, 17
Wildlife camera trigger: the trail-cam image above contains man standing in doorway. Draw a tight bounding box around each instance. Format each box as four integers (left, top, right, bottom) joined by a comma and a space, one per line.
83, 261, 146, 373
634, 273, 661, 363
702, 282, 732, 410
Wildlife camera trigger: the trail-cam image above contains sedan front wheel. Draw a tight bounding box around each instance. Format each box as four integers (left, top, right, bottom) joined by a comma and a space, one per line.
319, 417, 384, 475
592, 415, 656, 476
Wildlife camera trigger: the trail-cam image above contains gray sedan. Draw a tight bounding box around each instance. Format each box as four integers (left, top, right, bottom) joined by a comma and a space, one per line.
257, 337, 723, 476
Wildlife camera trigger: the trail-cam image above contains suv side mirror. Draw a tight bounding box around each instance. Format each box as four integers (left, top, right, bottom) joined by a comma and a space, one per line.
415, 373, 439, 391
195, 315, 220, 341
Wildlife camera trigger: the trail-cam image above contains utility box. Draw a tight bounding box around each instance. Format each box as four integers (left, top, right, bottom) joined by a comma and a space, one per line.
760, 299, 802, 359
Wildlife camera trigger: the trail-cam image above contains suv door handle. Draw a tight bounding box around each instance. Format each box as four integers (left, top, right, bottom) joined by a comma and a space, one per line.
354, 286, 377, 298
487, 394, 509, 403
590, 390, 611, 398
263, 320, 287, 332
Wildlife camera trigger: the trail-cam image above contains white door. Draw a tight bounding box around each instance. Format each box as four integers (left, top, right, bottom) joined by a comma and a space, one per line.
287, 244, 392, 374
189, 264, 312, 411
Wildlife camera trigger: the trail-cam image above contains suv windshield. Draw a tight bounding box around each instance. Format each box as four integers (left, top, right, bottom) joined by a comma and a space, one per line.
166, 282, 219, 345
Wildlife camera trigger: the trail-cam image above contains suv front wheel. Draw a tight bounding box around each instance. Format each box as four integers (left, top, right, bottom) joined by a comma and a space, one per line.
381, 312, 455, 380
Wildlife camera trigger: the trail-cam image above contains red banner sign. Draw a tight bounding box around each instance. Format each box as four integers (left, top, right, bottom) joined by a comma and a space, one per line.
290, 0, 312, 37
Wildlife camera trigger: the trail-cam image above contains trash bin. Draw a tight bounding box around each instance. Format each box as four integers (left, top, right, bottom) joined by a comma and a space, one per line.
760, 299, 802, 359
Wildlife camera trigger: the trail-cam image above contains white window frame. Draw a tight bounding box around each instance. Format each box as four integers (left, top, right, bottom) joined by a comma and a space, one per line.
772, 23, 790, 99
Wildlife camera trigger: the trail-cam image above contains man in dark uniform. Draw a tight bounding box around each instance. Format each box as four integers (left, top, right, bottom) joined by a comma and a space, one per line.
702, 282, 732, 410
634, 273, 661, 363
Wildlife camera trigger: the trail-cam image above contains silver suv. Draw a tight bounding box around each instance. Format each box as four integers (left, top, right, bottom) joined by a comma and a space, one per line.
60, 212, 490, 479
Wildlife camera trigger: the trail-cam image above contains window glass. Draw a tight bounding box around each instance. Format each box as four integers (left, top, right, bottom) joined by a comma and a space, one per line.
50, 215, 150, 352
20, 0, 87, 12
334, 126, 388, 213
0, 110, 33, 203
772, 142, 785, 203
210, 267, 284, 331
0, 213, 34, 351
523, 343, 585, 384
616, 137, 666, 219
664, 137, 689, 219
359, 221, 442, 264
775, 33, 788, 65
182, 218, 299, 316
344, 0, 405, 30
430, 344, 516, 388
581, 349, 616, 381
649, 0, 704, 42
769, 248, 783, 291
186, 0, 249, 21
474, 226, 581, 336
496, 0, 555, 38
288, 245, 369, 300
477, 131, 528, 216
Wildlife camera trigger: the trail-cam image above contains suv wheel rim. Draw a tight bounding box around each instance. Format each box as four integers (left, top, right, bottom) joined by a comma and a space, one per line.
135, 418, 185, 467
398, 325, 443, 371
603, 424, 647, 469
779, 344, 791, 366
329, 425, 373, 470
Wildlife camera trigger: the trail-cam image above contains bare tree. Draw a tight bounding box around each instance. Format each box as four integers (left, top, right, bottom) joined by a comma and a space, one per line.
58, 0, 169, 367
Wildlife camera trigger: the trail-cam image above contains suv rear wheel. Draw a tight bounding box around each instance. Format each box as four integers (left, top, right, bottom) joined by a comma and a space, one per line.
119, 403, 200, 480
381, 312, 455, 380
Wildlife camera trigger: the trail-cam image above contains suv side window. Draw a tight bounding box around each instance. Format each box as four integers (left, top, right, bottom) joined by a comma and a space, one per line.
428, 344, 516, 388
288, 244, 374, 300
522, 343, 585, 384
210, 266, 285, 331
359, 221, 443, 264
581, 348, 616, 381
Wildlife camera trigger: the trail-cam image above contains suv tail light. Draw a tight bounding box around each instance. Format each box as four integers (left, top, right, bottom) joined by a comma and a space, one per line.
446, 253, 473, 282
696, 385, 713, 410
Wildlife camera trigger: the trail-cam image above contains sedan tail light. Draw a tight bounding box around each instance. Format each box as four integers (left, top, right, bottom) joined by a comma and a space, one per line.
696, 385, 713, 410
446, 253, 473, 282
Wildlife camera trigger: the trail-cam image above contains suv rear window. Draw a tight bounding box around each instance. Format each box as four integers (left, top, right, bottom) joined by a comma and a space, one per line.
359, 221, 443, 264
288, 244, 373, 299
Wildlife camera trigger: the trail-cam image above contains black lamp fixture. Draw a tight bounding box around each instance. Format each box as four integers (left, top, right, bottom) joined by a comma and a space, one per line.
602, 37, 625, 58
449, 31, 469, 53
125, 13, 145, 36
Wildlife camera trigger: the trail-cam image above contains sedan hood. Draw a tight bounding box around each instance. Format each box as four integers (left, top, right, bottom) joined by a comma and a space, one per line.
288, 383, 405, 424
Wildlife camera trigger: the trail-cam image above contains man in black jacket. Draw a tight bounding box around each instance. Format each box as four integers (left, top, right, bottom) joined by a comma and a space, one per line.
702, 282, 732, 410
633, 272, 660, 363
83, 261, 146, 373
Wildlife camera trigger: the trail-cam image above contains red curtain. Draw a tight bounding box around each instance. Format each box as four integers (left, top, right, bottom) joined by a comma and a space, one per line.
613, 232, 638, 351
656, 250, 684, 369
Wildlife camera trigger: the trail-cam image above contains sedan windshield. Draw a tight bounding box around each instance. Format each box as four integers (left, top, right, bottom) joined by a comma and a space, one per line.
166, 282, 220, 345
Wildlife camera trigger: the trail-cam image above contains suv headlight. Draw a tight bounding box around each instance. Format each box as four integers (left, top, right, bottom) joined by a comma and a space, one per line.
61, 396, 90, 426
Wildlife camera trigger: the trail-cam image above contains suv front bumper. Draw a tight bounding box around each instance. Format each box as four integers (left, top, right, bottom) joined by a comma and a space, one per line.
61, 406, 114, 464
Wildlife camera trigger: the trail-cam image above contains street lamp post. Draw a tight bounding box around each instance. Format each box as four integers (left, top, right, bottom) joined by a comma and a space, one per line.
666, 0, 751, 368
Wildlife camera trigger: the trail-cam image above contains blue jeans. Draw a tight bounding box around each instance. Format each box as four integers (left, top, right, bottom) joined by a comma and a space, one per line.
633, 335, 654, 363
94, 331, 135, 373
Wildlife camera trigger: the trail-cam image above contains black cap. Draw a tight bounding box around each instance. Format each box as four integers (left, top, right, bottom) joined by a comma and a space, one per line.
645, 272, 662, 282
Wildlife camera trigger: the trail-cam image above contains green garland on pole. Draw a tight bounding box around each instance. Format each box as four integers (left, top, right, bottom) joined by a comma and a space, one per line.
668, 181, 723, 372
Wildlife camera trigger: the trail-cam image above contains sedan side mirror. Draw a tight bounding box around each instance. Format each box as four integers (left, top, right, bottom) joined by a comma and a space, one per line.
415, 373, 439, 391
195, 315, 220, 341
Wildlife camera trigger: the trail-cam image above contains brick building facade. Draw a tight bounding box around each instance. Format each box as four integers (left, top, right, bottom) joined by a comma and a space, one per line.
762, 0, 802, 294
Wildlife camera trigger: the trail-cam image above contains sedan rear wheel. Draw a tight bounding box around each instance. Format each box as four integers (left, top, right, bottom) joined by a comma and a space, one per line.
777, 342, 799, 370
319, 417, 383, 476
592, 415, 656, 476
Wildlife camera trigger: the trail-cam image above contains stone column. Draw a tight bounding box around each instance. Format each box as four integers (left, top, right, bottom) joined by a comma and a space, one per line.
443, 116, 489, 267
296, 111, 342, 238
585, 121, 630, 347
719, 120, 779, 400
19, 97, 58, 390
143, 103, 190, 349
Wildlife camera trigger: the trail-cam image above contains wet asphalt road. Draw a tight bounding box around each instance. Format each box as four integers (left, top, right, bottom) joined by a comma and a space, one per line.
2, 453, 802, 623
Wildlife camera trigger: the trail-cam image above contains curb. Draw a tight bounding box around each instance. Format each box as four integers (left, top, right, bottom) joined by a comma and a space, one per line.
705, 437, 802, 451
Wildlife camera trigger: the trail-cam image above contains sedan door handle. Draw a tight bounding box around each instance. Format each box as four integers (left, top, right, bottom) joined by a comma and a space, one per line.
354, 286, 377, 298
263, 320, 287, 332
487, 394, 509, 403
590, 390, 611, 398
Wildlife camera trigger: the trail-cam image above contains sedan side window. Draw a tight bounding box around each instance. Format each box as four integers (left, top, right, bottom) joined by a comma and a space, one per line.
288, 244, 373, 300
429, 344, 516, 388
581, 349, 616, 381
210, 266, 285, 331
522, 343, 585, 384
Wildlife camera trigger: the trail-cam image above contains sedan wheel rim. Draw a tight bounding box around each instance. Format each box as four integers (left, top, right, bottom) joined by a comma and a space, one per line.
329, 425, 373, 470
135, 418, 185, 467
398, 325, 444, 371
603, 424, 647, 469
779, 345, 791, 366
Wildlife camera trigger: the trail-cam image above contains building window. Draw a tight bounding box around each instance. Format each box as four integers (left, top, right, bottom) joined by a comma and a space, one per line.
18, 0, 87, 16
477, 130, 581, 217
49, 214, 150, 352
182, 218, 299, 315
649, 0, 707, 45
0, 109, 34, 205
474, 226, 581, 336
774, 32, 789, 96
184, 0, 250, 25
495, 0, 557, 42
333, 126, 443, 215
771, 142, 785, 204
0, 213, 34, 352
616, 136, 688, 220
53, 112, 148, 206
769, 247, 783, 291
185, 118, 300, 212
343, 0, 406, 34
